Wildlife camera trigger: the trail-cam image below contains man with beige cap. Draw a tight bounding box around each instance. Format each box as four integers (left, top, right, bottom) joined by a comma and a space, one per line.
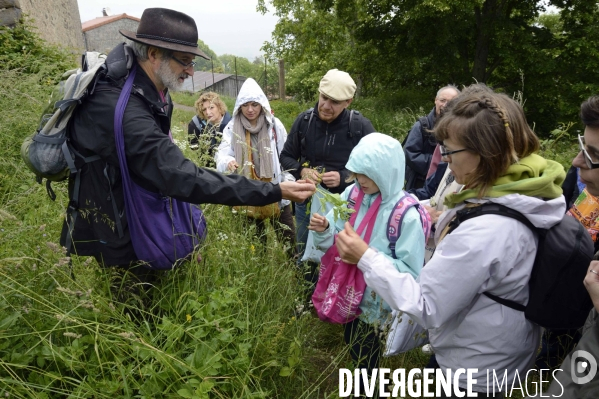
280, 69, 375, 289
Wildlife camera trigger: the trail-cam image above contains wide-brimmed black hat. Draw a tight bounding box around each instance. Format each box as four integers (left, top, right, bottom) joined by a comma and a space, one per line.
120, 8, 209, 59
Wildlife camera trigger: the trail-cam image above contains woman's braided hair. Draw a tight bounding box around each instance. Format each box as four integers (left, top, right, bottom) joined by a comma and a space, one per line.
434, 88, 539, 197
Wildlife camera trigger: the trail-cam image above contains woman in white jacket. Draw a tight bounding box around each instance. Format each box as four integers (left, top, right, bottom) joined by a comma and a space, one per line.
335, 89, 567, 397
215, 78, 295, 249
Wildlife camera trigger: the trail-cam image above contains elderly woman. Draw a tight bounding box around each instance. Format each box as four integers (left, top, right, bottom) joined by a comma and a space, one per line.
215, 78, 295, 250
188, 91, 231, 157
335, 88, 567, 398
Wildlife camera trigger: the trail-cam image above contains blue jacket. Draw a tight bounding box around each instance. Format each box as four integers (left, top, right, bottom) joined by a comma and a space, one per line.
313, 133, 425, 324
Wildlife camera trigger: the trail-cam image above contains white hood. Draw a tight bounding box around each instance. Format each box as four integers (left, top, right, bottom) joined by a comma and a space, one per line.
232, 78, 273, 124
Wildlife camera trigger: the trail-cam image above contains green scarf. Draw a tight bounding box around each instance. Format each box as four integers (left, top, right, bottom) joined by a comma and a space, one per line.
444, 154, 566, 208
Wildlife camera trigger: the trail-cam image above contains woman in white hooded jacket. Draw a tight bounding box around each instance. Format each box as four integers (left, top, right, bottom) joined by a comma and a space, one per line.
334, 89, 567, 398
215, 78, 295, 249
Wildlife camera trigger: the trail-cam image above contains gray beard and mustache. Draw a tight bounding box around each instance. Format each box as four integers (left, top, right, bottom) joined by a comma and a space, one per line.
157, 59, 189, 92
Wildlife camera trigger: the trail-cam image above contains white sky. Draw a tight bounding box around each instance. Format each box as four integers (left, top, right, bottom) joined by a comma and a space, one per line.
76, 0, 278, 60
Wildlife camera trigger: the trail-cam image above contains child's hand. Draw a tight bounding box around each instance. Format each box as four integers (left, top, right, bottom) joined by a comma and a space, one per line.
336, 222, 369, 264
308, 213, 329, 232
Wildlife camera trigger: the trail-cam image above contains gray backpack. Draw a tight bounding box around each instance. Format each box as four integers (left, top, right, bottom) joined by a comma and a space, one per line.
20, 51, 108, 199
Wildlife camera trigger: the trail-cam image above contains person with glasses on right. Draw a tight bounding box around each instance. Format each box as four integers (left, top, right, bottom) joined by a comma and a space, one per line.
534, 95, 599, 375
532, 95, 599, 398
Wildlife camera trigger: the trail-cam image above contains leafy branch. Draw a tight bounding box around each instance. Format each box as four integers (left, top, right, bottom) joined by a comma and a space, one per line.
313, 185, 355, 223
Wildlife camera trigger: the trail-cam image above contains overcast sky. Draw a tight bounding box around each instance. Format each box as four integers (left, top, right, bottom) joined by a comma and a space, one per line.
76, 0, 278, 60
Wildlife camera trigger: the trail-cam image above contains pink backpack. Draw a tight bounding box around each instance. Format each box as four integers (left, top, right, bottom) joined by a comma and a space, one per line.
347, 185, 432, 257
312, 189, 381, 323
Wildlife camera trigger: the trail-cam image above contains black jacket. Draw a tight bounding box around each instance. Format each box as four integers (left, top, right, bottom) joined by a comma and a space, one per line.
280, 103, 375, 194
404, 107, 437, 190
60, 45, 281, 266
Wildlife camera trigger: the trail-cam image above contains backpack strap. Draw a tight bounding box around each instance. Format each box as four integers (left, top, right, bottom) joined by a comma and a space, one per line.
419, 116, 438, 147
348, 110, 363, 144
298, 108, 315, 163
386, 192, 432, 259
447, 203, 537, 235
346, 184, 361, 211
446, 202, 539, 312
192, 115, 204, 132
401, 115, 434, 148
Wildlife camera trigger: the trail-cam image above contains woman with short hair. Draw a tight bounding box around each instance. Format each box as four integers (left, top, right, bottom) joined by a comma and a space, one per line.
188, 91, 231, 159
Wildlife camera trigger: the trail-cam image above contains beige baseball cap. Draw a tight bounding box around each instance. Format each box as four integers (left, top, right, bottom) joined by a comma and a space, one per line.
318, 69, 356, 101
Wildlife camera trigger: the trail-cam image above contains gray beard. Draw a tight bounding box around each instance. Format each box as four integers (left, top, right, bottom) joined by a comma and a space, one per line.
157, 59, 186, 92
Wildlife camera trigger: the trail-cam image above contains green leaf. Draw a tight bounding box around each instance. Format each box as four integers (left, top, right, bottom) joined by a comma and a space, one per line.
279, 366, 293, 377
177, 388, 194, 398
199, 380, 215, 393
0, 311, 21, 330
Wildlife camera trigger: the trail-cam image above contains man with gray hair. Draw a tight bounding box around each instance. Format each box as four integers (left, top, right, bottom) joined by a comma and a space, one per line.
280, 68, 375, 288
404, 85, 460, 190
60, 8, 315, 294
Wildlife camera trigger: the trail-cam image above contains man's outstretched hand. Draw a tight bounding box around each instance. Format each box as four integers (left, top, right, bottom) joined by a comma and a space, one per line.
280, 180, 316, 203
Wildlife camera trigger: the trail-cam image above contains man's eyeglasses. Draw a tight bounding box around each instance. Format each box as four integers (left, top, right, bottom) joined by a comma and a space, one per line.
440, 145, 467, 158
171, 55, 196, 69
578, 135, 599, 169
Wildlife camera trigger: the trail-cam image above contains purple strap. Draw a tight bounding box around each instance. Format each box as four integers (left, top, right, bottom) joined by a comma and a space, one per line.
113, 65, 206, 269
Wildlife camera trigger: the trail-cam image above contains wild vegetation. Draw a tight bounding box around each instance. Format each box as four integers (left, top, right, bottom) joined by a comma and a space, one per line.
0, 17, 580, 398
257, 0, 599, 136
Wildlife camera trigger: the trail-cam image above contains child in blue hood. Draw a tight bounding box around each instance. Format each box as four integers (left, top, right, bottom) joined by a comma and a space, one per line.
309, 132, 425, 378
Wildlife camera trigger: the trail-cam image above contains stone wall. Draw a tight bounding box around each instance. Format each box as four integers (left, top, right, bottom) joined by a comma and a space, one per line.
83, 19, 139, 54
0, 0, 21, 27
3, 0, 84, 51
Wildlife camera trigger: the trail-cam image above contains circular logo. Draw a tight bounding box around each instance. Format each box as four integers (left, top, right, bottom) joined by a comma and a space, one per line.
571, 350, 598, 385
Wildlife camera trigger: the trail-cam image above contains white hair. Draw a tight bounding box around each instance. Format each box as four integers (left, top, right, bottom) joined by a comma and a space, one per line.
127, 40, 172, 62
436, 85, 460, 99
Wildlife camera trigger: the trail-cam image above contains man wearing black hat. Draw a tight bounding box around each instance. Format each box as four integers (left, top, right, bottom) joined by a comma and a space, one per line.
60, 8, 315, 286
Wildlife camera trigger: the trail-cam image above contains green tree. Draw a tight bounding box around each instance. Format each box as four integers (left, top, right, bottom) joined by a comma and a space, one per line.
259, 0, 599, 133
195, 38, 224, 72
258, 0, 370, 101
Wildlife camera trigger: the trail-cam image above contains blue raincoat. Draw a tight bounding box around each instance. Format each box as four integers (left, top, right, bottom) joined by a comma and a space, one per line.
313, 132, 425, 324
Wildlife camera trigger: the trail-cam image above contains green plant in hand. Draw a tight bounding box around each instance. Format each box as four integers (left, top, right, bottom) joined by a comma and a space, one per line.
315, 185, 355, 222
302, 163, 355, 223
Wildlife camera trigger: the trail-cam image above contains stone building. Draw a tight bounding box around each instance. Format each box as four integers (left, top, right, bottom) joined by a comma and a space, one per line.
82, 12, 140, 54
1, 0, 84, 51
